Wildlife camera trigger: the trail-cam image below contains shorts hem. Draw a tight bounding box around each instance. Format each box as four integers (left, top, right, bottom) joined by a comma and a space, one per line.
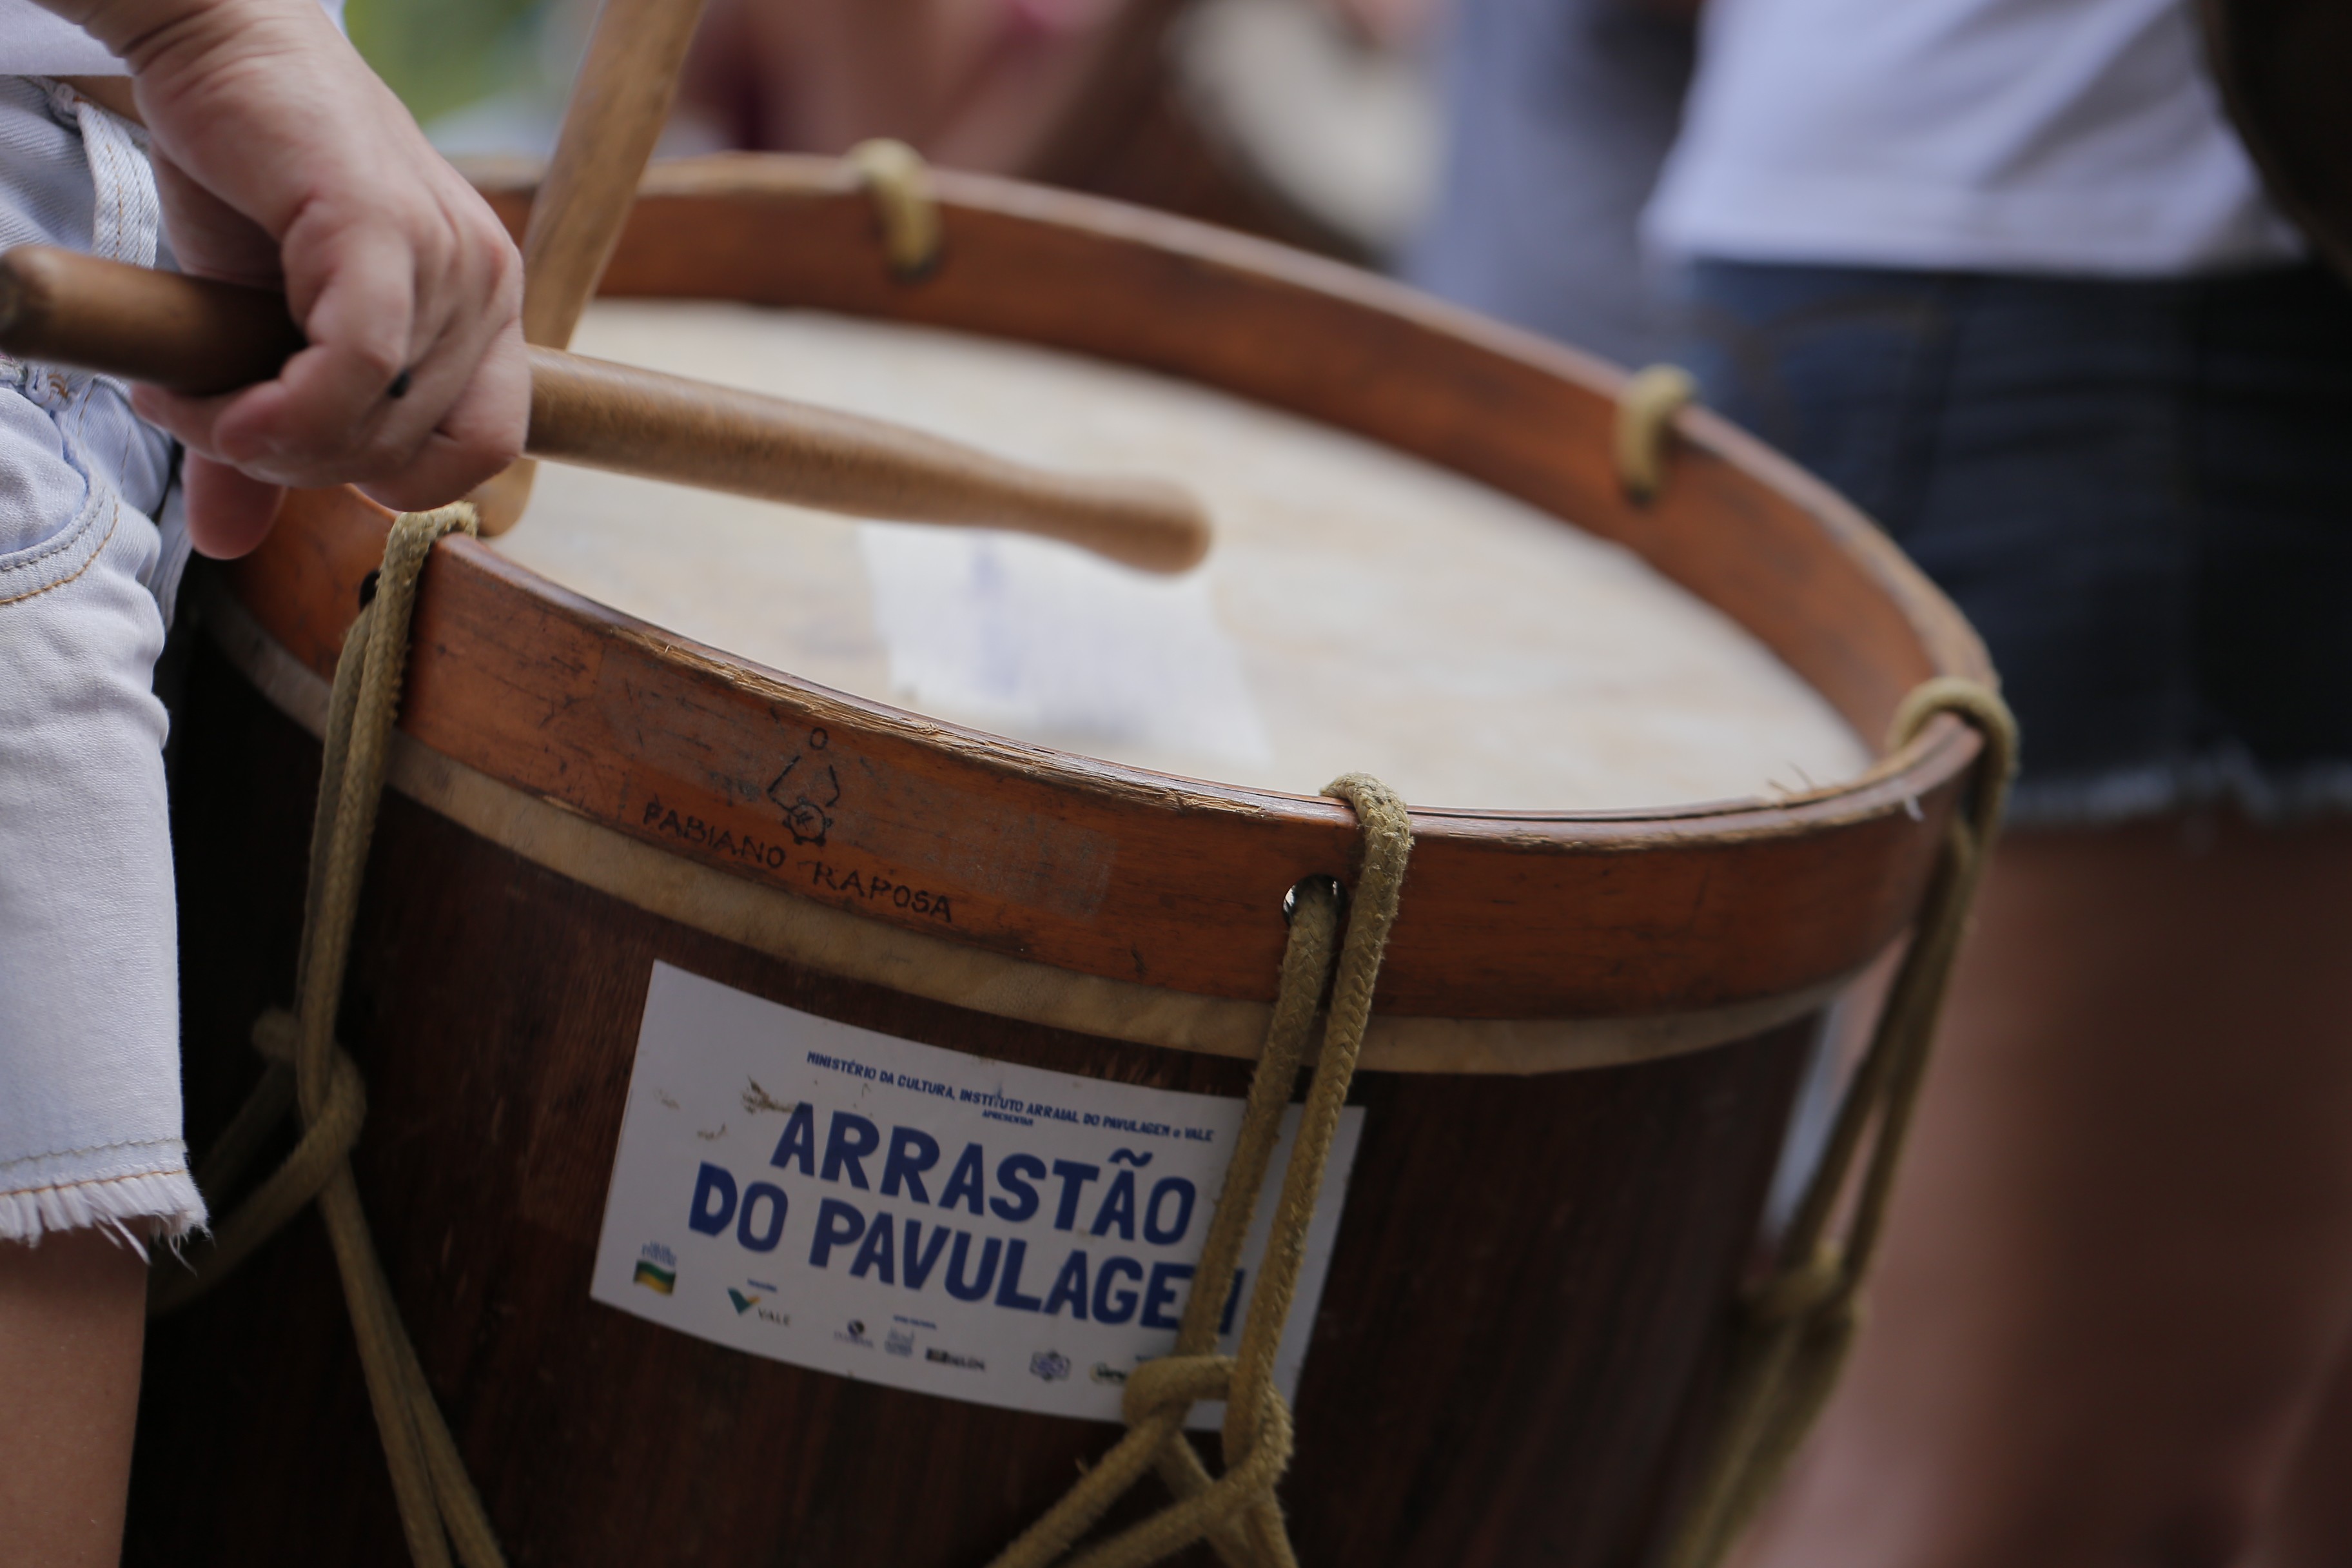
2006, 752, 2352, 830
0, 1166, 206, 1251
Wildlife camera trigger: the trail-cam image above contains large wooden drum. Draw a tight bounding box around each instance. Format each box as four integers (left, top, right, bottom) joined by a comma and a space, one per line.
132, 156, 1990, 1567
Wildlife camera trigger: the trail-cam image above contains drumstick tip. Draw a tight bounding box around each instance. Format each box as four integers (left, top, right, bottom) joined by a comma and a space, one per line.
1110, 478, 1213, 574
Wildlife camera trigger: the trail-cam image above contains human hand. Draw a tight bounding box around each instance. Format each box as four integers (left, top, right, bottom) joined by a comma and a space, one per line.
48, 0, 527, 557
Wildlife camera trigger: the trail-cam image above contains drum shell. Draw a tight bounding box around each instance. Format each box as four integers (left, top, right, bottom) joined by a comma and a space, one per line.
128, 156, 1990, 1566
135, 642, 1810, 1566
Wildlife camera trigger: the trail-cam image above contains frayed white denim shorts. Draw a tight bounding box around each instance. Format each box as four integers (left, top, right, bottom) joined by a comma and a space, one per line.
0, 77, 201, 1245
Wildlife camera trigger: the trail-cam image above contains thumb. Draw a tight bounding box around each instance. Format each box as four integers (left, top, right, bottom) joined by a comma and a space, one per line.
181, 453, 286, 558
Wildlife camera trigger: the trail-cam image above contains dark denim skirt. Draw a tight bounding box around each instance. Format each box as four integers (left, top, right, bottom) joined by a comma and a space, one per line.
1677, 260, 2352, 827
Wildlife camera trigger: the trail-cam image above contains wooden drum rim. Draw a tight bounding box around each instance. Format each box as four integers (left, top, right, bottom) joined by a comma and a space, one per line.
202, 575, 1854, 1072
219, 153, 1992, 1028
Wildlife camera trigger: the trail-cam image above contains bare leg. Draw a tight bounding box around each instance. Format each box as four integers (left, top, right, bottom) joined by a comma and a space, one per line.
0, 1230, 148, 1568
1735, 818, 2352, 1568
2244, 1337, 2352, 1568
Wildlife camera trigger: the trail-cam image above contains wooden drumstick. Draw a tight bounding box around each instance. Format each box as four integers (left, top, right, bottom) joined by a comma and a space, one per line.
0, 247, 1211, 574
523, 0, 709, 352
473, 0, 714, 535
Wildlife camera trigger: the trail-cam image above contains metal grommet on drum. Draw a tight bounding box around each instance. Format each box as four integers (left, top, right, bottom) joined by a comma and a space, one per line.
133, 154, 2001, 1568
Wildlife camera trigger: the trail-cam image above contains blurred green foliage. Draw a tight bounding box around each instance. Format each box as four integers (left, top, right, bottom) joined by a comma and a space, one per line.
345, 0, 545, 124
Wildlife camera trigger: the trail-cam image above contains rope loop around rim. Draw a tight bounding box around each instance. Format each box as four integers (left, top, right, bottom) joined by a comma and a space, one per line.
990, 775, 1413, 1568
1663, 676, 2016, 1568
846, 137, 944, 279
1616, 364, 1698, 503
153, 505, 505, 1568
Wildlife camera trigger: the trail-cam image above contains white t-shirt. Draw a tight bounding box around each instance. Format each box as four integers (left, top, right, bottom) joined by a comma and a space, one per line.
1646, 0, 2304, 276
0, 0, 346, 76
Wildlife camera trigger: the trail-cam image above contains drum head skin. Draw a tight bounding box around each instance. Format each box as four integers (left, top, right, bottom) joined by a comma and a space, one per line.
2202, 0, 2352, 277
500, 300, 1869, 816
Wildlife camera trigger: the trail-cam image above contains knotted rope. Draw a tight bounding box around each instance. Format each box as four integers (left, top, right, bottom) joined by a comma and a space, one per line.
1610, 376, 2022, 1565
155, 505, 506, 1568
847, 137, 943, 280
1661, 676, 2017, 1568
991, 774, 1414, 1568
1615, 364, 1698, 504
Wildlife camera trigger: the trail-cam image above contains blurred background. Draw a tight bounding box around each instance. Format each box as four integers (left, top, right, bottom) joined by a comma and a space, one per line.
350, 0, 1450, 268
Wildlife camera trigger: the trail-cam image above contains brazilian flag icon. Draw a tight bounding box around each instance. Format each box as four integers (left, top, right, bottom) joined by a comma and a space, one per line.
633, 1259, 678, 1295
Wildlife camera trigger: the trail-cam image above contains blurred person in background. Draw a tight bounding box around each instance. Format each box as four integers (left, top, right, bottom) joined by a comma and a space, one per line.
1403, 0, 1694, 365
409, 0, 1449, 265
673, 0, 1166, 182
1637, 1, 2352, 1564
672, 0, 1447, 260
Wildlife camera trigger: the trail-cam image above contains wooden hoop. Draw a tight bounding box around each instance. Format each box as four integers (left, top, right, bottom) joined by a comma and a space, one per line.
205, 576, 1854, 1073
219, 153, 1990, 1032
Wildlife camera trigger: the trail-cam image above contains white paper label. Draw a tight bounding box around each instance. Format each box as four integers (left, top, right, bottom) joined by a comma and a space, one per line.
591, 963, 1364, 1426
858, 523, 1274, 770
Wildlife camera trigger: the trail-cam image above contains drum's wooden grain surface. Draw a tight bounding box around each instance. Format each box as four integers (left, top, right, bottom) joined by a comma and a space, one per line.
502, 301, 1868, 813
139, 646, 1810, 1568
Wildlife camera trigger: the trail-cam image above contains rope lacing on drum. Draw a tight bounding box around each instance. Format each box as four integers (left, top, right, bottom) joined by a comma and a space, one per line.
157, 496, 1407, 1568
1663, 674, 2017, 1568
152, 496, 2009, 1568
152, 505, 507, 1568
991, 776, 1413, 1568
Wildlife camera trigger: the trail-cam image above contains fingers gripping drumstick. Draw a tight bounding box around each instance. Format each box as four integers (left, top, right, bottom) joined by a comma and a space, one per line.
0, 246, 1212, 574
